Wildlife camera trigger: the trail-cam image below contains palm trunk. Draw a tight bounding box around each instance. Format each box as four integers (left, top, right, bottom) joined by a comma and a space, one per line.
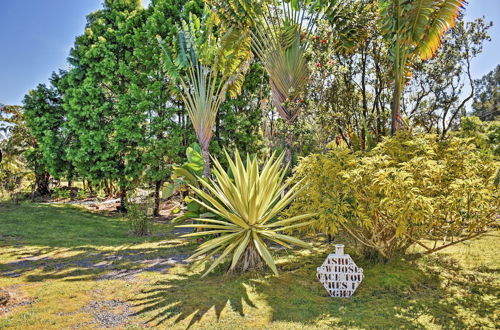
153, 180, 162, 217
391, 77, 402, 136
391, 4, 402, 137
201, 145, 211, 178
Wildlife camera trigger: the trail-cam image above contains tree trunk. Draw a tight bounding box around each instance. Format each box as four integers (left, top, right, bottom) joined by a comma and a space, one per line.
153, 180, 162, 217
104, 180, 114, 198
88, 181, 95, 196
284, 127, 294, 168
391, 79, 402, 136
119, 188, 127, 213
35, 171, 51, 196
201, 145, 211, 178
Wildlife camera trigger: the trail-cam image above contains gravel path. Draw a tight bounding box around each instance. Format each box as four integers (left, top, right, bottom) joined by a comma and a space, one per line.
1, 252, 190, 281
82, 299, 133, 328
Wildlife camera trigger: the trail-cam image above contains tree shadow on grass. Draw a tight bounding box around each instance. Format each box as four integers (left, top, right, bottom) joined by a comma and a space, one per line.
255, 247, 498, 329
126, 243, 494, 328
128, 269, 257, 329
0, 203, 195, 282
1, 203, 496, 328
0, 243, 193, 282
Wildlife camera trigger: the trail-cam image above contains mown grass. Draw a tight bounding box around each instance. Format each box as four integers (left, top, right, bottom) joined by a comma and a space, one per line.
0, 202, 498, 329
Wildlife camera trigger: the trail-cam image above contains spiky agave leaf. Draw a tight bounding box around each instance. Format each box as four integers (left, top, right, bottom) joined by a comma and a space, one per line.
177, 150, 314, 277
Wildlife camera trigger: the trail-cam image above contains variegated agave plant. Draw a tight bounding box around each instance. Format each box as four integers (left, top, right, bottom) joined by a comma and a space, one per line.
177, 150, 314, 277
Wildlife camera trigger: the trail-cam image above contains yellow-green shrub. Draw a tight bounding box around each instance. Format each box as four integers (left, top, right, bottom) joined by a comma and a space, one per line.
288, 133, 499, 260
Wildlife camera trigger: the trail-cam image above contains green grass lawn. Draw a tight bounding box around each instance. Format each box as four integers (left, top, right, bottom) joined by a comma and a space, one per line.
0, 202, 498, 329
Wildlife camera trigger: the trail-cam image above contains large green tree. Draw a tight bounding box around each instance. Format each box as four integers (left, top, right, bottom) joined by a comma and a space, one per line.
62, 0, 145, 209
129, 0, 196, 215
23, 72, 75, 185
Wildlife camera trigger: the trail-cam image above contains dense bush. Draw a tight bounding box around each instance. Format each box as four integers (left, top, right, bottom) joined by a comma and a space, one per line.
288, 133, 499, 260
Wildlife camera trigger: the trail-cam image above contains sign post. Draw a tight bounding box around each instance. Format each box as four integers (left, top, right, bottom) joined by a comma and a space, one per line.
317, 244, 364, 297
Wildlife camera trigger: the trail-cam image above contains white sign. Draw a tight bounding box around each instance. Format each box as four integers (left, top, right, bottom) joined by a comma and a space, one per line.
317, 244, 364, 297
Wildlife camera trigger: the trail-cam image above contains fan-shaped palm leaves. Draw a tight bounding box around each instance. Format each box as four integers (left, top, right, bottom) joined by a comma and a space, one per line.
250, 3, 313, 125
158, 8, 251, 177
211, 0, 363, 164
177, 150, 314, 277
380, 0, 466, 135
240, 0, 318, 165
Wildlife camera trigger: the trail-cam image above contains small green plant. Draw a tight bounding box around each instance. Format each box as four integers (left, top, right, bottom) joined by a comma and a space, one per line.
178, 150, 314, 277
52, 187, 70, 199
75, 189, 90, 200
163, 143, 214, 223
126, 196, 153, 236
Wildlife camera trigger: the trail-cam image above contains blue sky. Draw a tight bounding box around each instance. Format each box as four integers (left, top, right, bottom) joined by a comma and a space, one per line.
0, 0, 499, 106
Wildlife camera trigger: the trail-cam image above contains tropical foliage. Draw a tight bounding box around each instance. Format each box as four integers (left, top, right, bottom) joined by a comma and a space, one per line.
288, 133, 499, 259
158, 7, 252, 177
163, 143, 213, 222
213, 0, 363, 164
3, 0, 497, 275
472, 64, 500, 121
177, 150, 313, 276
380, 0, 467, 134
